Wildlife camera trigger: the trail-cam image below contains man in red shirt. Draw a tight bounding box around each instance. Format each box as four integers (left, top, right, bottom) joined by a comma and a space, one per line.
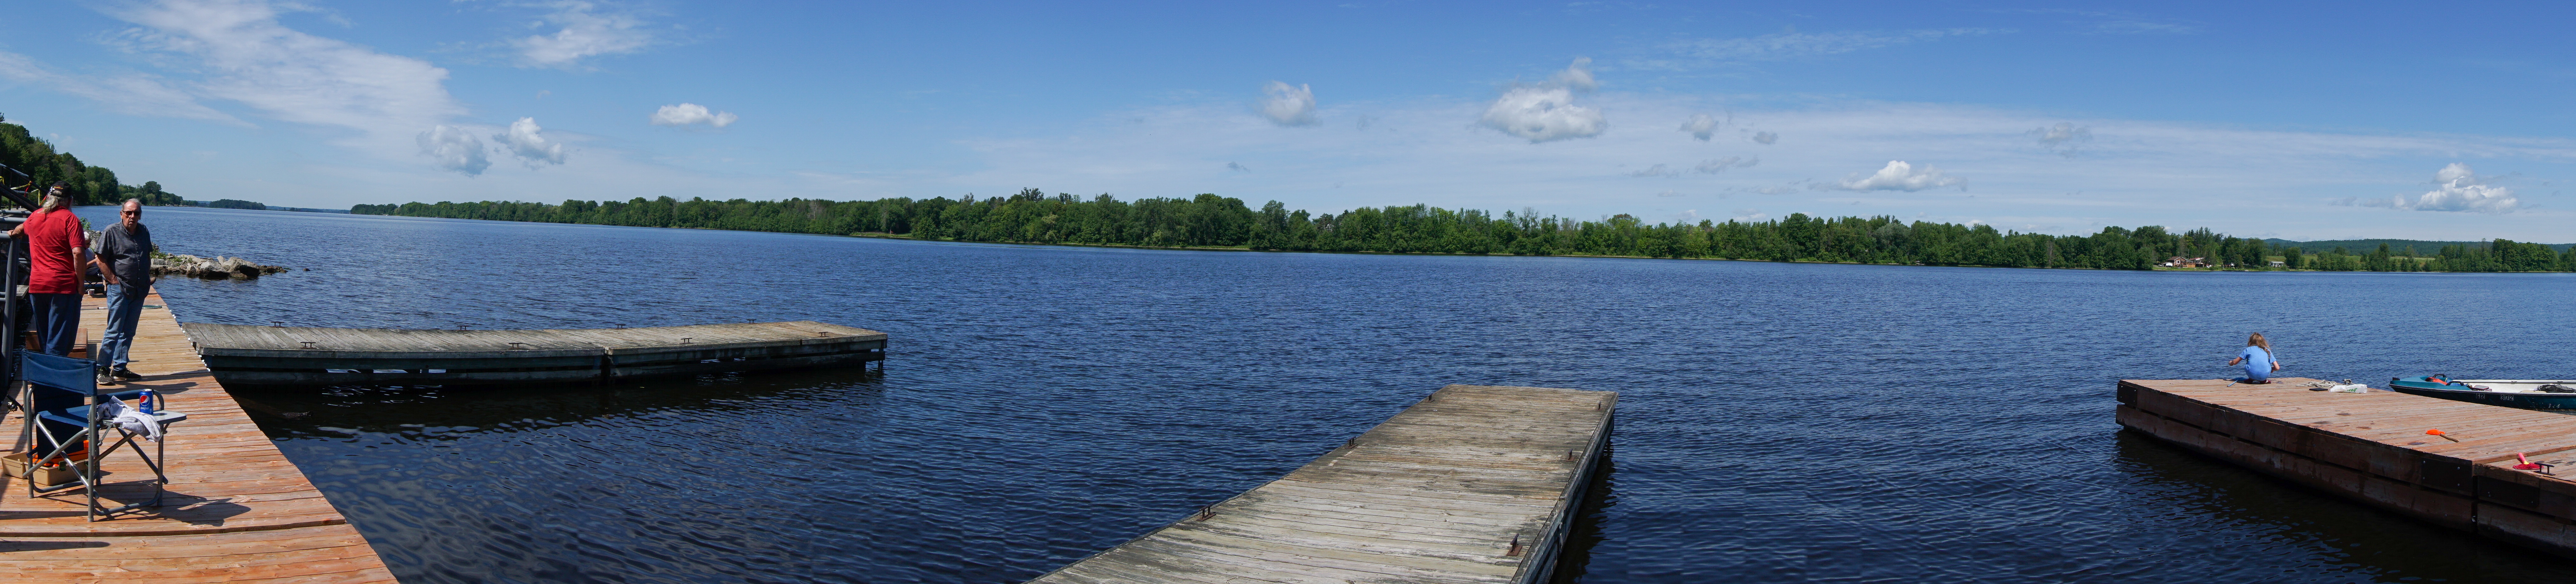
11, 183, 90, 357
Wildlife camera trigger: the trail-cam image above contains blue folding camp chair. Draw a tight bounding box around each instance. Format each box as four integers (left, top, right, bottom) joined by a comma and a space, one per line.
19, 350, 186, 521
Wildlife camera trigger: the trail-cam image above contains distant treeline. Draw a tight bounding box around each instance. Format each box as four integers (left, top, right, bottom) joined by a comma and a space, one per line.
351, 189, 2576, 272
2269, 238, 2575, 254
0, 114, 184, 207
2283, 241, 2569, 272
197, 199, 267, 210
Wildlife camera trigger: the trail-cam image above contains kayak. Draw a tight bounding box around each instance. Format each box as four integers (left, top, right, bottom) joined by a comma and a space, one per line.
2388, 375, 2576, 411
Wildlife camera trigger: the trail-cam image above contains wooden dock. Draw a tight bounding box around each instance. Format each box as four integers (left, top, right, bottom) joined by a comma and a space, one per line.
1, 290, 397, 582
1028, 384, 1616, 584
2121, 378, 2576, 557
184, 320, 886, 386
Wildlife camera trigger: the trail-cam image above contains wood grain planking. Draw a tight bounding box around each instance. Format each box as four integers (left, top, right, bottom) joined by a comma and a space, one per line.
1026, 385, 1613, 584
2122, 378, 2576, 559
1, 289, 397, 583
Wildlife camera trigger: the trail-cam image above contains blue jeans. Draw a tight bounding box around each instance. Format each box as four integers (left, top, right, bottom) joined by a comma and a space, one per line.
101, 284, 147, 369
29, 292, 80, 357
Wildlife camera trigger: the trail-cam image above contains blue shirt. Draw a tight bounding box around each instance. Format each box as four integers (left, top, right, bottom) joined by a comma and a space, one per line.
2240, 346, 2274, 380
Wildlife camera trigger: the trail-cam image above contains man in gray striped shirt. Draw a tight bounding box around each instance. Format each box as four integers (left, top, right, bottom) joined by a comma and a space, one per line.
94, 199, 154, 385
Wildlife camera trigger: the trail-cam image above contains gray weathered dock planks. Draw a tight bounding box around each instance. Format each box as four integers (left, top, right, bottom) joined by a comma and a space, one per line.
1029, 384, 1617, 584
2121, 378, 2576, 557
183, 321, 886, 385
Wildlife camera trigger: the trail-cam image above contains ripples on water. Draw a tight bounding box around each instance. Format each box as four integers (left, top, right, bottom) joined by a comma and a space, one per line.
92, 207, 2576, 583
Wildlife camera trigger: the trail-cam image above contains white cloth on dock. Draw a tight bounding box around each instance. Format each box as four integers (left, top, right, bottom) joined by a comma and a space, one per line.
98, 399, 164, 442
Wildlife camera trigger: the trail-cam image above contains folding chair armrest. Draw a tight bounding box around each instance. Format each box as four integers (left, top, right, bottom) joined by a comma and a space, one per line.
35, 411, 87, 426
27, 384, 92, 397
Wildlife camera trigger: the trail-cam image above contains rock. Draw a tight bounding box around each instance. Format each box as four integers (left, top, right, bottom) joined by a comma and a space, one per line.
149, 254, 291, 280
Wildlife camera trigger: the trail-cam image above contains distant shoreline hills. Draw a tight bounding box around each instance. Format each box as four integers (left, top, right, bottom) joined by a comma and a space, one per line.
2260, 238, 2572, 254
131, 199, 349, 213
339, 192, 2576, 273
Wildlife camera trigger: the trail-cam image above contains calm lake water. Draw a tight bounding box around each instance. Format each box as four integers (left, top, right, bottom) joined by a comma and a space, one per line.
87, 206, 2576, 583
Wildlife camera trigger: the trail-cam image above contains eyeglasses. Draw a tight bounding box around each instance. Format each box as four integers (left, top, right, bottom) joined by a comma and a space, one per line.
120, 211, 140, 215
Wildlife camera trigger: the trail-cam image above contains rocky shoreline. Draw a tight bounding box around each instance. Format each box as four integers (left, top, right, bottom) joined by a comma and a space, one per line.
150, 254, 289, 280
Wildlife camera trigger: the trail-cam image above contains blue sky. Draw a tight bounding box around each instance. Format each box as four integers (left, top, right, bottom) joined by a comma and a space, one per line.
3, 1, 2574, 241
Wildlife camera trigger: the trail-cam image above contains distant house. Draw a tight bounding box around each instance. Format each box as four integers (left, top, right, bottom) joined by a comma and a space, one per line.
2164, 256, 2210, 268
2268, 261, 2286, 267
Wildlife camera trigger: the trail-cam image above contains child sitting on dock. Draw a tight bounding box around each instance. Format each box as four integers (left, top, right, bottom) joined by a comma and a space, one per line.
2227, 333, 2281, 384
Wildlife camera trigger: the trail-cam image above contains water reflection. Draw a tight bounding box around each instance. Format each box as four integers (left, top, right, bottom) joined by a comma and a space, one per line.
2111, 431, 2568, 582
230, 367, 886, 437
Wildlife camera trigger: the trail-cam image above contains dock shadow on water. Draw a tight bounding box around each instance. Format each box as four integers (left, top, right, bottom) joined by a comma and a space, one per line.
1551, 441, 1618, 583
233, 368, 890, 584
2112, 431, 2571, 582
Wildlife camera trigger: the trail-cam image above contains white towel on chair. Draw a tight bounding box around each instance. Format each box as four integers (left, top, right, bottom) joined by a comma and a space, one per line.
97, 399, 164, 442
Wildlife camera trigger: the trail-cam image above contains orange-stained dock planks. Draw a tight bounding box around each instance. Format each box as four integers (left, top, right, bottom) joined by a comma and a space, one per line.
2120, 378, 2576, 556
1026, 385, 1616, 584
0, 290, 397, 583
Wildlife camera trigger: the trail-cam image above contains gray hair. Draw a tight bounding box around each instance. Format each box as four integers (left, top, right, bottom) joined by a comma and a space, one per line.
122, 198, 142, 209
39, 193, 66, 211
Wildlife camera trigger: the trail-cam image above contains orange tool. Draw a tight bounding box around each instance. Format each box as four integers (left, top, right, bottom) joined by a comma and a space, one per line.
2427, 429, 2461, 443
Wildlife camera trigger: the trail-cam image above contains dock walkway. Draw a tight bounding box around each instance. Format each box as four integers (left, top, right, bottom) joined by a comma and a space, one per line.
1, 291, 397, 582
2121, 378, 2576, 556
1029, 384, 1616, 584
186, 320, 886, 386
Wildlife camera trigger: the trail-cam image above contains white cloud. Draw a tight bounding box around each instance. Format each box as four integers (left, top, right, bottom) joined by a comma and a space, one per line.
1680, 113, 1719, 140
1628, 164, 1677, 177
1479, 59, 1606, 143
417, 125, 491, 176
1550, 57, 1598, 92
1226, 161, 1251, 172
0, 52, 244, 124
1694, 156, 1758, 173
106, 0, 468, 157
1835, 160, 1964, 191
1662, 29, 2005, 64
497, 117, 567, 167
2362, 163, 2518, 213
1259, 81, 1317, 126
2030, 122, 2091, 156
2013, 9, 2203, 35
1751, 131, 1778, 144
511, 1, 657, 68
649, 103, 738, 128
1481, 86, 1605, 143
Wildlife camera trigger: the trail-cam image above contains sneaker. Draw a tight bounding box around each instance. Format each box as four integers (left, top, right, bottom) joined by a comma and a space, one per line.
96, 371, 117, 386
111, 368, 143, 380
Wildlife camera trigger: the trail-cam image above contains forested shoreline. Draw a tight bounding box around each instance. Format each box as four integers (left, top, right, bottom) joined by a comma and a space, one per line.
0, 115, 185, 206
352, 188, 2576, 272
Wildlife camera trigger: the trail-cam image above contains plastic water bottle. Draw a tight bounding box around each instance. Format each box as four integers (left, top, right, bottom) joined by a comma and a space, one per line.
136, 390, 153, 414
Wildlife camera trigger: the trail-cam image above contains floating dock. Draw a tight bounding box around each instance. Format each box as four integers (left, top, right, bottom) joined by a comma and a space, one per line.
183, 321, 886, 386
1028, 384, 1616, 584
2120, 378, 2576, 556
2, 290, 397, 582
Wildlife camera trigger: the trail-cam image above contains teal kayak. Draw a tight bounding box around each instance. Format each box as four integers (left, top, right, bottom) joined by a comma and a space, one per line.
2388, 375, 2576, 411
